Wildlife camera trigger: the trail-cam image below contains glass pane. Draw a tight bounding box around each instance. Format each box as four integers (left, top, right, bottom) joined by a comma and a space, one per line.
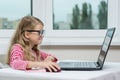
0, 0, 32, 29
53, 0, 108, 30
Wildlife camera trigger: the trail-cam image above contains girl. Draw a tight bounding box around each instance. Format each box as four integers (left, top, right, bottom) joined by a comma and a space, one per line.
6, 16, 60, 72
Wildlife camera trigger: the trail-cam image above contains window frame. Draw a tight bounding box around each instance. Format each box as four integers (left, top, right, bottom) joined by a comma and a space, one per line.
0, 0, 120, 46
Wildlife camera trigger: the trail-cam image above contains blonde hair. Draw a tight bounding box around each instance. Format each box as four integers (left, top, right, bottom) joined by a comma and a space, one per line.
6, 16, 44, 64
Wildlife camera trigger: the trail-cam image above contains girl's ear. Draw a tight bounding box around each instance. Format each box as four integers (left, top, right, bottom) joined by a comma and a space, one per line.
24, 31, 30, 39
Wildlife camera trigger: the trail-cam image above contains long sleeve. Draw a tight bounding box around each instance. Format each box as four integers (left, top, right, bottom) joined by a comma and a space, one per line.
9, 44, 58, 70
40, 51, 58, 62
40, 51, 50, 59
10, 44, 29, 70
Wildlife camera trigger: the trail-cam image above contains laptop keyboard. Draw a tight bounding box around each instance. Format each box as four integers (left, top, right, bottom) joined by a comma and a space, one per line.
74, 62, 96, 67
59, 62, 97, 68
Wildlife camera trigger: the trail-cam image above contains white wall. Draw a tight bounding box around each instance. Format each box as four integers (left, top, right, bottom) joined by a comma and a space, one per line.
40, 45, 120, 62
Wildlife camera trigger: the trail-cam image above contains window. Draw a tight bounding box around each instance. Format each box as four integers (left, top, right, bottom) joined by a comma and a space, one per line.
0, 0, 32, 37
53, 0, 108, 30
32, 0, 120, 45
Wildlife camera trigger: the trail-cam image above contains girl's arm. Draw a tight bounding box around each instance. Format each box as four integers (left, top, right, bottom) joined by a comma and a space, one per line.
10, 44, 30, 70
40, 51, 58, 62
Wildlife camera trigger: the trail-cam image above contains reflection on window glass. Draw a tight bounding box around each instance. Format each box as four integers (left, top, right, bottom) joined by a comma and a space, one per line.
53, 0, 108, 30
0, 0, 32, 29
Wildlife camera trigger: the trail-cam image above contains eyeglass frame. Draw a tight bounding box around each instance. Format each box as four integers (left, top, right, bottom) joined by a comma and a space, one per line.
22, 30, 44, 36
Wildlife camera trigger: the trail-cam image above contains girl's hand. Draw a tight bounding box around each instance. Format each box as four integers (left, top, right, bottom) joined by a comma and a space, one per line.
40, 61, 61, 72
44, 56, 58, 62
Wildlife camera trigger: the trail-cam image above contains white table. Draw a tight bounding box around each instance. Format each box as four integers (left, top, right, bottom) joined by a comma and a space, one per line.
0, 62, 120, 80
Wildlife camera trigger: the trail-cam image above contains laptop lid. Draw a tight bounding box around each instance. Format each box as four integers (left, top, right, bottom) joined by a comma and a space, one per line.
97, 27, 115, 69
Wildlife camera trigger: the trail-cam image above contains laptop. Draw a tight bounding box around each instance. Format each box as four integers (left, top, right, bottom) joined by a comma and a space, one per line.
58, 27, 116, 71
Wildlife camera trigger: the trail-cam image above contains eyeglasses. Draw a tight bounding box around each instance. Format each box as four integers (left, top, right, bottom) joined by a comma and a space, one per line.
25, 30, 44, 36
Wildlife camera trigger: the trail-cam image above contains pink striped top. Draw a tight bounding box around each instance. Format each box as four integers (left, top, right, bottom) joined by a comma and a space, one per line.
9, 44, 57, 70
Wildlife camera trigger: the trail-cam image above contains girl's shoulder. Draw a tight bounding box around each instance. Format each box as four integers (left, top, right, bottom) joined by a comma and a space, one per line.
12, 43, 23, 51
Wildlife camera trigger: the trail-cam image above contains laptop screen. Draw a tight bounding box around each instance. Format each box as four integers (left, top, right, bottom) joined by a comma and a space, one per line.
97, 28, 115, 67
